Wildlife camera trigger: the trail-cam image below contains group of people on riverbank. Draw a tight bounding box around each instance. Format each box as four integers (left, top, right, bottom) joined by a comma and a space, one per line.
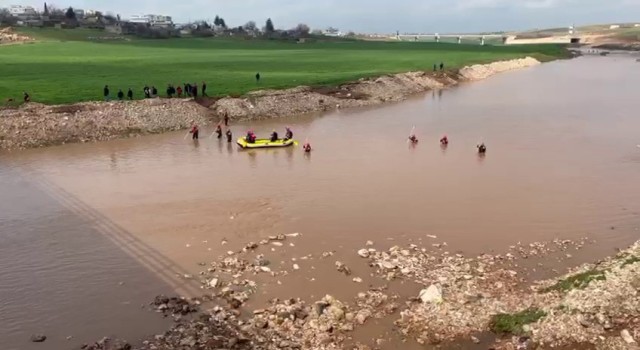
102, 82, 209, 101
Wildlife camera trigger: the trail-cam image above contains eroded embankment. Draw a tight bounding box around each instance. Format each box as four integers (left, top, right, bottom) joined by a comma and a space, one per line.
0, 99, 213, 150
0, 57, 540, 150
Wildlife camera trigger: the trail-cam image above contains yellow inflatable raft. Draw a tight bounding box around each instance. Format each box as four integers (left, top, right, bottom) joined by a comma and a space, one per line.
237, 137, 296, 149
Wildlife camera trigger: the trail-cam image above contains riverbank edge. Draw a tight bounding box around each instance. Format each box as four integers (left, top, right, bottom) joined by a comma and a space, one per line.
86, 237, 639, 350
0, 56, 542, 151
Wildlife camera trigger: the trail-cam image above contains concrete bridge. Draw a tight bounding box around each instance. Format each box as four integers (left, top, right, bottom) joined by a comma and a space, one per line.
396, 34, 507, 45
396, 34, 578, 45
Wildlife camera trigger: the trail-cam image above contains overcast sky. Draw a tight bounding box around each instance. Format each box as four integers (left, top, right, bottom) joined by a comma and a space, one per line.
3, 0, 640, 33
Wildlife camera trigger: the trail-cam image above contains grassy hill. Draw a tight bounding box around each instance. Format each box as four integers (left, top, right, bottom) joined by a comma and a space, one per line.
0, 28, 568, 105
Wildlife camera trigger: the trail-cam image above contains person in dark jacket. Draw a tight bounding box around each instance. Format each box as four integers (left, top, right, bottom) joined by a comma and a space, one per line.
103, 85, 110, 101
224, 113, 229, 126
192, 83, 198, 98
202, 81, 207, 96
143, 85, 150, 98
127, 88, 133, 100
185, 83, 192, 97
117, 89, 124, 100
23, 91, 30, 103
151, 86, 158, 97
255, 72, 261, 83
226, 129, 232, 143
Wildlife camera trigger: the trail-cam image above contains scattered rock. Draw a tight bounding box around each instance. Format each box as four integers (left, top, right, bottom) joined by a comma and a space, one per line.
30, 334, 46, 343
358, 249, 370, 258
418, 285, 442, 304
621, 329, 636, 344
335, 261, 352, 275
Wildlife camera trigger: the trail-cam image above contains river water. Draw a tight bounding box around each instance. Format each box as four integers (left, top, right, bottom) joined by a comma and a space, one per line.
1, 55, 640, 349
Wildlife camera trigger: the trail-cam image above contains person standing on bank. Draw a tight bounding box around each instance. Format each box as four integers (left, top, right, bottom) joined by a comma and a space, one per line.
103, 85, 110, 101
127, 88, 133, 100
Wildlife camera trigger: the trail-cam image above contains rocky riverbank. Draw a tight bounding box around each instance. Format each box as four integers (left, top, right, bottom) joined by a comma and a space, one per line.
80, 235, 638, 350
212, 57, 540, 121
0, 99, 213, 150
1, 57, 541, 151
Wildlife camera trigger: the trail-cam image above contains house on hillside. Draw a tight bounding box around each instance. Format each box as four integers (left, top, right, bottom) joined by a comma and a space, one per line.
323, 27, 343, 37
8, 5, 41, 26
8, 5, 38, 20
128, 14, 173, 28
73, 9, 85, 19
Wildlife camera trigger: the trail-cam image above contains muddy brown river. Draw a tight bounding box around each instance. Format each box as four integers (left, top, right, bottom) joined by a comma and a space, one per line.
1, 55, 640, 350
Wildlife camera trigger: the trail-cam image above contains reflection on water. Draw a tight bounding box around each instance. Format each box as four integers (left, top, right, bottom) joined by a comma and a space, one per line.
2, 56, 640, 349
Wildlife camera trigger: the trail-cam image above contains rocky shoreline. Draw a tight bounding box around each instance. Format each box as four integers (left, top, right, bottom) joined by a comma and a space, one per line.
1, 57, 540, 151
77, 235, 638, 350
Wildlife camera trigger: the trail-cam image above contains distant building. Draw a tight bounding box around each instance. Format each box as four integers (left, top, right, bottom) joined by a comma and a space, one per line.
322, 27, 342, 37
609, 24, 620, 29
73, 9, 85, 18
128, 14, 173, 27
8, 5, 38, 19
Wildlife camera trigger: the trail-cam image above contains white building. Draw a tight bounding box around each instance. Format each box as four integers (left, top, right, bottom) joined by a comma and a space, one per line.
128, 14, 173, 27
8, 5, 38, 17
323, 27, 342, 37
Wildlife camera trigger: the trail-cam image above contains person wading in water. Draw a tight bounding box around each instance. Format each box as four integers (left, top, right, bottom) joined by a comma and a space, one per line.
190, 124, 199, 140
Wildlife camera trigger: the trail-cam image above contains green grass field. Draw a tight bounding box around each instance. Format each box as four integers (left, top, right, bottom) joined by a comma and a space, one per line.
0, 28, 568, 105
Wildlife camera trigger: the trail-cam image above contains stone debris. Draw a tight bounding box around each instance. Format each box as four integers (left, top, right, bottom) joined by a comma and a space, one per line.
81, 337, 132, 350
30, 334, 46, 342
89, 233, 638, 350
152, 295, 199, 316
418, 285, 442, 304
352, 239, 638, 349
621, 329, 636, 344
0, 27, 33, 44
335, 261, 352, 276
133, 290, 398, 350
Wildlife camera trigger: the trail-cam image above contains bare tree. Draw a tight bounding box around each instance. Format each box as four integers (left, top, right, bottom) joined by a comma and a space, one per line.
295, 23, 310, 36
244, 21, 257, 31
0, 8, 18, 26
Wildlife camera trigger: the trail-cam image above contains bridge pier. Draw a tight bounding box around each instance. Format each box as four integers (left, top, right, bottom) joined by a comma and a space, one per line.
457, 36, 462, 44
435, 34, 440, 43
480, 36, 485, 45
